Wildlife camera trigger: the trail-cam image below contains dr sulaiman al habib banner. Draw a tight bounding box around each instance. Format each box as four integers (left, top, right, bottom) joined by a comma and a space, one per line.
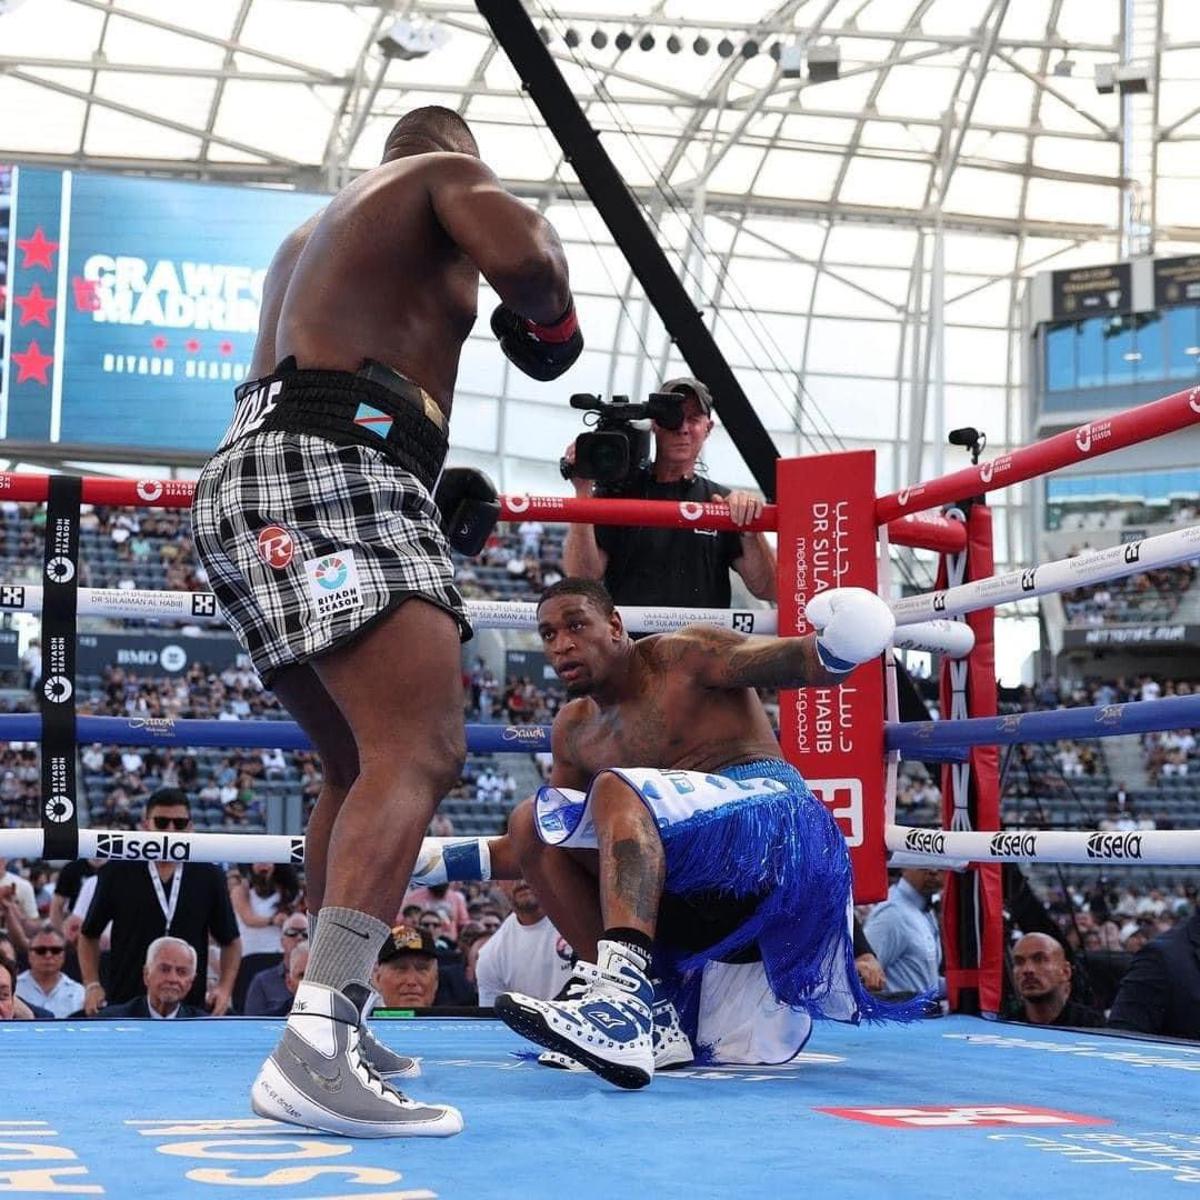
1, 165, 325, 453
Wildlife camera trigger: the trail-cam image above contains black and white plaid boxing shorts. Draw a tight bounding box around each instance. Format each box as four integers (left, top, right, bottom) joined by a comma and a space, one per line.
192, 358, 471, 684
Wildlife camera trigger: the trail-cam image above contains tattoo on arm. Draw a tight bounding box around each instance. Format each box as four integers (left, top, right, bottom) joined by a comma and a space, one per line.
605, 836, 665, 929
669, 626, 835, 690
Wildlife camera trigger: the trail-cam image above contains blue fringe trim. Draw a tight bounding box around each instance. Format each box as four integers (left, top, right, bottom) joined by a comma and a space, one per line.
656, 761, 931, 1027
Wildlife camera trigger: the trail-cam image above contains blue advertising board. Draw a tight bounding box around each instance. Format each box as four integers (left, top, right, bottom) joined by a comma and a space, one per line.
1, 165, 326, 453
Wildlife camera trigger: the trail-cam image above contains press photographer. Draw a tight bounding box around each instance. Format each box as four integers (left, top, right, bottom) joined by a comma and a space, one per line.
561, 377, 776, 607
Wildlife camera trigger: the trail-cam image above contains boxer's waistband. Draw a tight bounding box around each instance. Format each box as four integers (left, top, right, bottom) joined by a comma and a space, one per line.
219, 357, 448, 492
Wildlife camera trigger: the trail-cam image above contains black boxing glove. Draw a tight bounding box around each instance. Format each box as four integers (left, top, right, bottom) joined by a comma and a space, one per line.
434, 466, 501, 557
490, 300, 583, 382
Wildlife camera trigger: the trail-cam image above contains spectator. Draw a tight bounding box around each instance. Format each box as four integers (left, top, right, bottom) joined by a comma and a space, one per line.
263, 942, 310, 1018
93, 936, 207, 1019
863, 868, 943, 998
79, 788, 242, 1015
373, 925, 445, 1009
1009, 933, 1103, 1028
242, 913, 309, 1017
562, 376, 776, 607
0, 856, 38, 934
228, 863, 298, 990
1108, 906, 1200, 1040
49, 857, 99, 931
474, 879, 574, 1007
0, 957, 45, 1020
403, 881, 469, 941
16, 923, 84, 1019
518, 519, 545, 560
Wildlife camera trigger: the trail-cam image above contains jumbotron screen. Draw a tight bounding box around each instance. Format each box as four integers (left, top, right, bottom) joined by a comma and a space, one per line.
1, 164, 325, 453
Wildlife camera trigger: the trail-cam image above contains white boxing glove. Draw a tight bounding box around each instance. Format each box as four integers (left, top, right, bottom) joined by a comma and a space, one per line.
805, 586, 896, 675
410, 837, 492, 887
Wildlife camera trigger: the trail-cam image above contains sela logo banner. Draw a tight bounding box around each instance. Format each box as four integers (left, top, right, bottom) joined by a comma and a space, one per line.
1086, 832, 1143, 860
94, 832, 192, 861
817, 1105, 1111, 1130
904, 828, 946, 855
988, 832, 1037, 857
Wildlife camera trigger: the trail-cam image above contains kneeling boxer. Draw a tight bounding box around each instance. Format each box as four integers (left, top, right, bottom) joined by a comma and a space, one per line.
409, 579, 928, 1090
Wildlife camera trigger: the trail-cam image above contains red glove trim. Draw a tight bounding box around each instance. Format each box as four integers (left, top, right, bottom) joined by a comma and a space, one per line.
526, 303, 579, 344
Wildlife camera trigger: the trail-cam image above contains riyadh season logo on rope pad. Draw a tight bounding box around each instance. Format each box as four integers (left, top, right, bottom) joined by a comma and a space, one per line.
303, 551, 363, 618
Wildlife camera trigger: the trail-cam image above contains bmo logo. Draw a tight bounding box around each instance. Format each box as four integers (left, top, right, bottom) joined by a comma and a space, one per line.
808, 778, 864, 847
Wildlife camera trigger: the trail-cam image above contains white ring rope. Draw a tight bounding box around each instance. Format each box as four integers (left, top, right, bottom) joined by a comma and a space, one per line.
0, 586, 976, 657
3, 821, 1199, 868
891, 522, 1200, 625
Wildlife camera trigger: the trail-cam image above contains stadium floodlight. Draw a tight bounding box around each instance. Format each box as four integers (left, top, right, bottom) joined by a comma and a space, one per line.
807, 40, 841, 82
377, 17, 448, 60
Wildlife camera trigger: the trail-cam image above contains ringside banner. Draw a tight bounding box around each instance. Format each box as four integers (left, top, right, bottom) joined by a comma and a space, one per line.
2, 165, 325, 452
777, 451, 887, 901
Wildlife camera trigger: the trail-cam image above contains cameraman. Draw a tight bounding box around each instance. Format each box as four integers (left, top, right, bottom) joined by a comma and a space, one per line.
562, 377, 776, 606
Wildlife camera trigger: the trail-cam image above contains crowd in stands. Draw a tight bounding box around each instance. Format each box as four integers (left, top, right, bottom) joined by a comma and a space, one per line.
1049, 496, 1200, 534
1061, 561, 1196, 627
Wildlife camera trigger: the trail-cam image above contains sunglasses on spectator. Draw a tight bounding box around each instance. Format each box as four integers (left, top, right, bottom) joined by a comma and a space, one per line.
30, 945, 64, 955
151, 816, 190, 830
281, 929, 306, 939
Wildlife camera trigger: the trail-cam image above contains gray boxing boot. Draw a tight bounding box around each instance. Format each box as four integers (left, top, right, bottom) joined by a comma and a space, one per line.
354, 987, 420, 1079
251, 981, 460, 1138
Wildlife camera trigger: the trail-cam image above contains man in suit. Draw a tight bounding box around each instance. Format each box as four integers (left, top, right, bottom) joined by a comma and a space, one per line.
1108, 907, 1200, 1040
97, 936, 207, 1019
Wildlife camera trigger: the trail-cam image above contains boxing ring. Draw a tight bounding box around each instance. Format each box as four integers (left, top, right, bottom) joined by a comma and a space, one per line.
3, 385, 1200, 1198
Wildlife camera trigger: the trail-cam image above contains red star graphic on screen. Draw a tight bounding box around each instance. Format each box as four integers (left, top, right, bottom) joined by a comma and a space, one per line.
151, 335, 168, 351
16, 227, 59, 272
11, 341, 54, 386
218, 340, 233, 356
14, 284, 56, 328
185, 338, 200, 353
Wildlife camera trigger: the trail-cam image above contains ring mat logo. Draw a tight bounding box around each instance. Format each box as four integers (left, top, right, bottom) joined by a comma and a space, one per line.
816, 1105, 1111, 1129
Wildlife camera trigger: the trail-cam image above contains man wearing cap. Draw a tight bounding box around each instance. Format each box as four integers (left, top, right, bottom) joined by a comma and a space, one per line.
373, 926, 447, 1010
562, 377, 776, 609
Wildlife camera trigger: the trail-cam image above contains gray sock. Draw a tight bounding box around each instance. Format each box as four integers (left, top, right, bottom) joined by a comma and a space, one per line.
303, 905, 389, 995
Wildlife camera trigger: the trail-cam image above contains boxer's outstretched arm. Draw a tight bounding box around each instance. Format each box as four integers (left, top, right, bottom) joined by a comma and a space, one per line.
430, 156, 570, 324
672, 587, 896, 690
672, 626, 840, 690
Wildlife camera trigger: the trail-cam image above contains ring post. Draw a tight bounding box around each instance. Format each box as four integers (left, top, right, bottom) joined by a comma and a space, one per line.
937, 502, 1004, 1016
777, 451, 888, 902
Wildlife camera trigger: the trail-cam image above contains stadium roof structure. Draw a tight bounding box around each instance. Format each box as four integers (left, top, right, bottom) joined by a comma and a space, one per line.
3, 0, 1199, 580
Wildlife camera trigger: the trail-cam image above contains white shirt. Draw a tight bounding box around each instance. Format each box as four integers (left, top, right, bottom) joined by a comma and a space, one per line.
3, 871, 38, 922
148, 1002, 182, 1020
237, 889, 282, 956
475, 914, 574, 1006
16, 970, 85, 1019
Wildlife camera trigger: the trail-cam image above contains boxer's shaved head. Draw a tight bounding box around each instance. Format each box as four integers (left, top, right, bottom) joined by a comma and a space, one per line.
383, 106, 479, 161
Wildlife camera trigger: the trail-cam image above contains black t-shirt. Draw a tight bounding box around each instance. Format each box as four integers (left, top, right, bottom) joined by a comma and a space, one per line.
1049, 998, 1106, 1028
81, 861, 240, 1009
595, 472, 743, 608
54, 859, 96, 912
